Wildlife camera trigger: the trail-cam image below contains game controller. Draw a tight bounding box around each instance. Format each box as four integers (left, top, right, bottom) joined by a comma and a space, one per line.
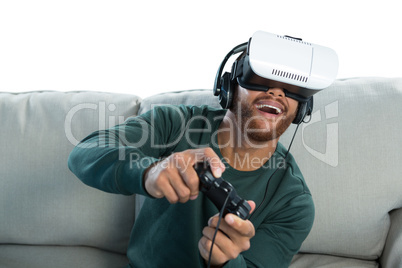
194, 162, 251, 220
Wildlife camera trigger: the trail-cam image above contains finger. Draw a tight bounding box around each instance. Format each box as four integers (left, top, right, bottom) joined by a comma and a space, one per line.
177, 162, 199, 199
208, 213, 220, 227
198, 237, 209, 261
158, 175, 180, 204
202, 226, 239, 261
198, 233, 227, 264
248, 200, 256, 214
208, 213, 255, 238
194, 147, 225, 178
161, 153, 194, 203
202, 226, 231, 247
168, 174, 191, 203
208, 214, 234, 237
204, 148, 225, 178
224, 214, 255, 238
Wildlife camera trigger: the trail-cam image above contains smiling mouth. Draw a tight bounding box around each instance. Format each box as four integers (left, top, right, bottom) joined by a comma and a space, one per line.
255, 104, 283, 115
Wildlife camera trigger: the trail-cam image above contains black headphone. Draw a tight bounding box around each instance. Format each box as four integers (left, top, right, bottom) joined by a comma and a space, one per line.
213, 43, 313, 125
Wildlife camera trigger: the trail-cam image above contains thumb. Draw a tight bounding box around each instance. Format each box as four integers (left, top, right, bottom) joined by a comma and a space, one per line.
247, 200, 256, 215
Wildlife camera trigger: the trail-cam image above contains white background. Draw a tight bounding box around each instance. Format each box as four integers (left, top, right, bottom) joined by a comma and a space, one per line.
0, 0, 401, 98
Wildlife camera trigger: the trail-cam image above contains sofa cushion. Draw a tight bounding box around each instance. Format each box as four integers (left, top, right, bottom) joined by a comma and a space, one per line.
280, 77, 402, 261
0, 245, 128, 268
0, 91, 141, 255
138, 88, 221, 115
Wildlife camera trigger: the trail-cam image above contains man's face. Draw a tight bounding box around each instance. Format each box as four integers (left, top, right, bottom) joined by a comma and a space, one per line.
230, 84, 299, 143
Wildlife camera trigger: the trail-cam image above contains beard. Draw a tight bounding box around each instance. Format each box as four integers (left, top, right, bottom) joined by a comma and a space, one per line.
230, 90, 296, 143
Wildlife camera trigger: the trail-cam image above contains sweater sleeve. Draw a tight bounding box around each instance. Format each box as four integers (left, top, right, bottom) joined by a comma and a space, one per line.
242, 193, 315, 268
68, 105, 190, 196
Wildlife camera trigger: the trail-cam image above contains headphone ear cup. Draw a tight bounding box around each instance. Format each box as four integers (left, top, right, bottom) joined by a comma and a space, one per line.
293, 102, 306, 125
292, 97, 313, 124
218, 72, 234, 109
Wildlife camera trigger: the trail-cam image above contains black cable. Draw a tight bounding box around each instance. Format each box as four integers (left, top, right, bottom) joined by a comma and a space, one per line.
250, 122, 301, 219
207, 190, 232, 268
285, 122, 301, 159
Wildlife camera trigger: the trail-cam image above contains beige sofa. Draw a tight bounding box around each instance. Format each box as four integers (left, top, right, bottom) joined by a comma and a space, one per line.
0, 77, 401, 267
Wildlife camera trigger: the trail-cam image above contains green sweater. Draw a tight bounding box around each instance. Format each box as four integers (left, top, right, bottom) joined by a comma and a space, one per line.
68, 105, 315, 268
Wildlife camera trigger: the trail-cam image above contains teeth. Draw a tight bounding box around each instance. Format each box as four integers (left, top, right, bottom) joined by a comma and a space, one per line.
256, 104, 282, 114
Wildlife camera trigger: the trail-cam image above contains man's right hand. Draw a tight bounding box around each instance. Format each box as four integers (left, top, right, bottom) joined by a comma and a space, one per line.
143, 148, 225, 203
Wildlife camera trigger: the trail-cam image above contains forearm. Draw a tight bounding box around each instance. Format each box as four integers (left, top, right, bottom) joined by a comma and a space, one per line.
68, 127, 159, 196
68, 105, 194, 197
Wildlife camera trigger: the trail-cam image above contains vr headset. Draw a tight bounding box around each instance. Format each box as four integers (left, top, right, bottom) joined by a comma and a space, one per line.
213, 31, 339, 107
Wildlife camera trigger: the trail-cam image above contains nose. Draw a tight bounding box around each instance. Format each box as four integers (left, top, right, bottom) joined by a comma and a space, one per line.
267, 88, 285, 98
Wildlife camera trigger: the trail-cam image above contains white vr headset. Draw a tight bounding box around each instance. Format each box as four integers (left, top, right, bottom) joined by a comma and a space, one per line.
214, 30, 339, 103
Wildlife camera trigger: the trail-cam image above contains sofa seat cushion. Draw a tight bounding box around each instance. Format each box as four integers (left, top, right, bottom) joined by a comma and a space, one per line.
0, 91, 141, 254
0, 245, 128, 268
291, 253, 378, 268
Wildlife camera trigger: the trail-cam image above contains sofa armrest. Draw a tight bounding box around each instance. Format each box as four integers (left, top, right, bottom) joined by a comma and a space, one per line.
381, 208, 402, 268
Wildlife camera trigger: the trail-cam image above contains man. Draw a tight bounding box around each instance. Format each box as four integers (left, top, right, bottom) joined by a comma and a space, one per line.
68, 84, 314, 267
68, 31, 336, 267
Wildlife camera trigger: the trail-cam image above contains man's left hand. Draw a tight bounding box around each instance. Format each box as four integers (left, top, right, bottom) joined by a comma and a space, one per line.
198, 200, 256, 266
